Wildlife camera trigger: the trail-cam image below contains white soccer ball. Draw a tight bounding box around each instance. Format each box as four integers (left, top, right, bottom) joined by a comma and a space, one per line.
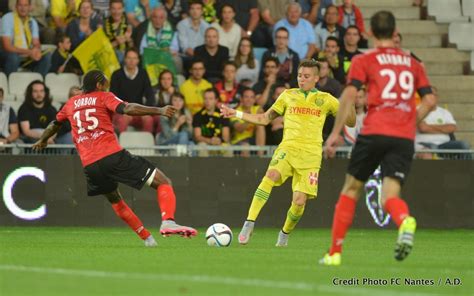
205, 223, 233, 247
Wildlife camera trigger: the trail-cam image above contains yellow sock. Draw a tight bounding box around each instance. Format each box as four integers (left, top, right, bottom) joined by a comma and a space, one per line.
282, 202, 305, 234
247, 177, 274, 221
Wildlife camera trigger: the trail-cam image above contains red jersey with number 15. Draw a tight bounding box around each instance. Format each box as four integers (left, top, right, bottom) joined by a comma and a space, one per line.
56, 91, 127, 167
346, 47, 431, 140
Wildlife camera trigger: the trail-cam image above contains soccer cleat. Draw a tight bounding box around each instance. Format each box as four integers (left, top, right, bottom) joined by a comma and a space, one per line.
319, 252, 341, 266
275, 230, 289, 247
144, 235, 158, 247
160, 220, 198, 238
238, 220, 255, 245
394, 216, 417, 261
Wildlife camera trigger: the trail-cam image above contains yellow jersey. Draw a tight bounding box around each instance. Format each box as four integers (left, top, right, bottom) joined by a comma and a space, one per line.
271, 88, 339, 154
180, 79, 212, 115
230, 105, 261, 144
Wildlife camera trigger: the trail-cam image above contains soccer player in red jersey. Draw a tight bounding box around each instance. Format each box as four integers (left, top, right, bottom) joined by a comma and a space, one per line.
319, 11, 437, 265
32, 70, 197, 247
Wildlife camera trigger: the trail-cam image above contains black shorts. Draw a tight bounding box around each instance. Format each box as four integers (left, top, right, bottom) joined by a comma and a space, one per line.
348, 135, 414, 185
84, 150, 156, 196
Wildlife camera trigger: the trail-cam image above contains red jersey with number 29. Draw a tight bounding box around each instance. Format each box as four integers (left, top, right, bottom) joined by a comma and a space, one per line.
56, 91, 127, 167
346, 47, 431, 140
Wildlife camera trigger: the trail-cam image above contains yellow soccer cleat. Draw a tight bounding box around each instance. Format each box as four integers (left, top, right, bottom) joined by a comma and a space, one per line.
319, 252, 341, 266
395, 216, 417, 261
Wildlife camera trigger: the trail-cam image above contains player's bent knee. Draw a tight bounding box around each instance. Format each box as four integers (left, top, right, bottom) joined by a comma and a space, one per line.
292, 192, 308, 206
265, 169, 281, 182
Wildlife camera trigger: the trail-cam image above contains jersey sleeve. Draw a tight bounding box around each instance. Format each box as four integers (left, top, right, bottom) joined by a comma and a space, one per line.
346, 54, 366, 90
326, 94, 340, 116
104, 93, 127, 112
56, 104, 68, 122
415, 62, 432, 97
270, 91, 287, 115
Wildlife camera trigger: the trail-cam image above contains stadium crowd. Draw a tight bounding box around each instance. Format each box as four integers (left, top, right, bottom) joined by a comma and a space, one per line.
0, 0, 470, 156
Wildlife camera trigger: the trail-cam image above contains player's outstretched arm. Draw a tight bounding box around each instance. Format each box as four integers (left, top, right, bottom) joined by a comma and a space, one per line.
121, 103, 176, 118
324, 85, 358, 158
220, 104, 278, 126
416, 93, 437, 124
32, 120, 63, 151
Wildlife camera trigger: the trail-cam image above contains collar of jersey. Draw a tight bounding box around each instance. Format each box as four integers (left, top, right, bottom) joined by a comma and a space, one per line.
298, 88, 318, 98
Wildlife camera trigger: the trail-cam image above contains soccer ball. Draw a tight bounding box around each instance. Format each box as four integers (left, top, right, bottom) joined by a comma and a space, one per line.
205, 223, 233, 247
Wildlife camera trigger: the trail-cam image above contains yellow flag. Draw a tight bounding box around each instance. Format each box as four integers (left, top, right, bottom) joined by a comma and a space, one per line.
72, 28, 120, 79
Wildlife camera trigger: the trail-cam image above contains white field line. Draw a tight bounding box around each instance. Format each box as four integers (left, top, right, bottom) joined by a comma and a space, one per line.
0, 264, 441, 296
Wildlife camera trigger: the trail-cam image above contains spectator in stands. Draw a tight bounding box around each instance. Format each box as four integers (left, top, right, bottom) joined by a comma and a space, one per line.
104, 0, 133, 63
342, 87, 366, 146
394, 32, 422, 62
9, 0, 56, 44
155, 69, 175, 107
161, 0, 188, 29
299, 0, 334, 25
177, 0, 210, 71
49, 33, 82, 74
217, 0, 259, 39
314, 5, 345, 52
264, 84, 285, 145
416, 87, 471, 158
262, 27, 299, 87
1, 0, 52, 77
202, 0, 217, 23
316, 57, 342, 97
17, 80, 57, 143
337, 0, 368, 48
156, 92, 193, 145
126, 0, 160, 28
234, 37, 259, 87
180, 59, 212, 115
254, 57, 281, 107
215, 61, 244, 108
211, 4, 242, 59
339, 25, 362, 75
110, 48, 155, 134
194, 27, 229, 83
0, 87, 20, 145
66, 0, 102, 50
51, 0, 81, 31
274, 2, 316, 60
230, 88, 265, 157
192, 88, 230, 156
315, 36, 345, 84
254, 0, 291, 47
55, 86, 82, 144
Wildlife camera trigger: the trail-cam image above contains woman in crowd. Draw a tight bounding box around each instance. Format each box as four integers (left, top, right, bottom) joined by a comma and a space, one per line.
156, 92, 193, 146
234, 37, 259, 87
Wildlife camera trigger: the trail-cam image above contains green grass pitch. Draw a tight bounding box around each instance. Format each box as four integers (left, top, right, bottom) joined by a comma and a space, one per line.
0, 227, 472, 296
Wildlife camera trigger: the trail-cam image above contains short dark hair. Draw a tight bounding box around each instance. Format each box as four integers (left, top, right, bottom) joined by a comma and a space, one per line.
222, 61, 237, 71
370, 11, 396, 40
56, 33, 70, 45
82, 70, 107, 93
298, 59, 321, 74
275, 27, 289, 36
125, 47, 140, 58
109, 0, 123, 7
189, 0, 203, 9
241, 87, 255, 96
203, 88, 219, 100
345, 25, 360, 36
325, 36, 340, 46
190, 58, 205, 68
264, 56, 280, 67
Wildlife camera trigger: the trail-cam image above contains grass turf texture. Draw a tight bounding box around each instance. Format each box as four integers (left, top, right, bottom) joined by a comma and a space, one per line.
0, 227, 472, 296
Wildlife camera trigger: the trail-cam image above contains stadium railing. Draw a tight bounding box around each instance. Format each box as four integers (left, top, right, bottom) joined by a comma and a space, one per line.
0, 144, 472, 160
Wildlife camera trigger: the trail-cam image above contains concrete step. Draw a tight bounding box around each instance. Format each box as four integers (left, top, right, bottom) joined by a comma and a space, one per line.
367, 34, 442, 48
456, 119, 474, 132
454, 131, 474, 147
429, 75, 474, 90
364, 20, 448, 35
411, 48, 470, 62
360, 6, 420, 20
443, 104, 474, 121
437, 91, 473, 104
357, 0, 413, 7
424, 62, 464, 76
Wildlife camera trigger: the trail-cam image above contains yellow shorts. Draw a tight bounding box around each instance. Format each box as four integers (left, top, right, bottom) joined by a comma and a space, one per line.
267, 147, 322, 198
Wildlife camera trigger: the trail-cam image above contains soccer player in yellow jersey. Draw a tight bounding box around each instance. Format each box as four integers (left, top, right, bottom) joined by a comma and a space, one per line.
220, 60, 356, 246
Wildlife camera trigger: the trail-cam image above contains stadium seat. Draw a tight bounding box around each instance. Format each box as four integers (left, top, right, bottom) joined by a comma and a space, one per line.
253, 47, 267, 65
45, 73, 81, 103
7, 100, 24, 114
176, 74, 185, 87
471, 51, 474, 71
462, 0, 474, 19
119, 131, 155, 156
0, 72, 15, 101
449, 22, 474, 50
428, 0, 469, 23
8, 72, 43, 100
